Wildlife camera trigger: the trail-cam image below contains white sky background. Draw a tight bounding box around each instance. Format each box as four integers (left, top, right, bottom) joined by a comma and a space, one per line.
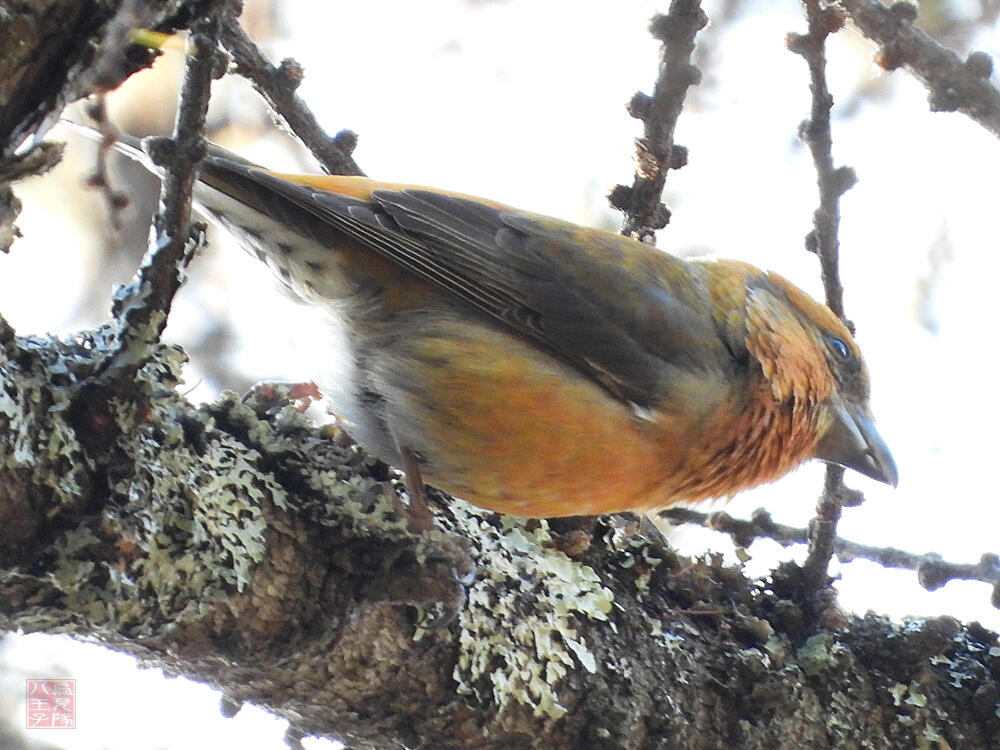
2, 0, 1000, 747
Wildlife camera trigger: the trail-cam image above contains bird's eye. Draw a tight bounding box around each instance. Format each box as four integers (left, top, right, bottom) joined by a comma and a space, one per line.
828, 336, 851, 360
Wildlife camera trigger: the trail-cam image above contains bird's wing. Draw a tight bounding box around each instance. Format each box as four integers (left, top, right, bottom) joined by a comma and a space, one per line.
199, 157, 738, 410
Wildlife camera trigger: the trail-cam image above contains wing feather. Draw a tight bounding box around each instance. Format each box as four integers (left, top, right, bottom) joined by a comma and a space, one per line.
198, 156, 737, 408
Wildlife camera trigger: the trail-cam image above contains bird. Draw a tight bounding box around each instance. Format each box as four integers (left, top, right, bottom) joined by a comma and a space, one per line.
81, 127, 897, 527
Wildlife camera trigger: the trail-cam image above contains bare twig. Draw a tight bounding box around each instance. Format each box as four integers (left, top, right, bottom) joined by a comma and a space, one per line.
98, 9, 223, 384
80, 95, 130, 230
219, 14, 364, 176
788, 3, 857, 320
787, 2, 860, 595
843, 0, 1000, 139
662, 506, 809, 548
661, 506, 1000, 606
612, 0, 707, 243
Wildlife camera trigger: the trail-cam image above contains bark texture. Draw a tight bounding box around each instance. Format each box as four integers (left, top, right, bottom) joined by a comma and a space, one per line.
1, 319, 999, 749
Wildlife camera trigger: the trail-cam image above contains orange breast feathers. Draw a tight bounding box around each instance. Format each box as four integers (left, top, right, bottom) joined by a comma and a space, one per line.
122, 136, 899, 516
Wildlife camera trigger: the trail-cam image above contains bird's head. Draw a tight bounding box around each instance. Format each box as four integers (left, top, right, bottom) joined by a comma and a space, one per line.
744, 271, 897, 487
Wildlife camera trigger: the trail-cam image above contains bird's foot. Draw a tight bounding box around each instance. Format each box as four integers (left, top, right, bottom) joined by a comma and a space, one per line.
240, 380, 322, 413
361, 528, 475, 629
389, 447, 476, 625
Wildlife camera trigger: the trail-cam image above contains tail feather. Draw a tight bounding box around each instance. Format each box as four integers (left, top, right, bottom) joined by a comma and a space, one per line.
60, 120, 263, 175
60, 119, 150, 168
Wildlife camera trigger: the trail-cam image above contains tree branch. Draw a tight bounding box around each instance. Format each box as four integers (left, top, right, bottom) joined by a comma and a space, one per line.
0, 0, 208, 251
786, 1, 863, 602
662, 506, 1000, 606
612, 0, 707, 243
2, 320, 999, 748
843, 0, 1000, 139
219, 13, 364, 176
3, 1, 999, 747
96, 8, 223, 388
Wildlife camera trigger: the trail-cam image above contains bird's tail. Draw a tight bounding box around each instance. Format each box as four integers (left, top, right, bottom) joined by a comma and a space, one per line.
61, 119, 441, 319
60, 119, 152, 169
60, 119, 264, 175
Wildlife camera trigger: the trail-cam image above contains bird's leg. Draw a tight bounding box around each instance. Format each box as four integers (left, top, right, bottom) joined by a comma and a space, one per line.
401, 446, 436, 533
392, 447, 475, 628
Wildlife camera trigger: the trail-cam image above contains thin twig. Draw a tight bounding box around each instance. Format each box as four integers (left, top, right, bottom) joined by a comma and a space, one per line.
98, 8, 223, 384
661, 506, 1000, 606
788, 3, 857, 320
219, 14, 364, 176
612, 0, 707, 243
81, 95, 130, 230
843, 0, 1000, 139
787, 1, 860, 594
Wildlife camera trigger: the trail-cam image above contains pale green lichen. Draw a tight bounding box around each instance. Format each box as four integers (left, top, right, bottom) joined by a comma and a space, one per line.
906, 685, 929, 708
1, 315, 418, 644
763, 634, 787, 664
824, 690, 859, 736
212, 394, 406, 537
920, 726, 944, 745
1, 326, 309, 635
0, 331, 96, 507
451, 507, 614, 719
890, 680, 928, 709
796, 632, 846, 677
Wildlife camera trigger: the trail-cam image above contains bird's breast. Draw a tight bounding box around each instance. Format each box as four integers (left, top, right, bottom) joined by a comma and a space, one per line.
339, 312, 756, 517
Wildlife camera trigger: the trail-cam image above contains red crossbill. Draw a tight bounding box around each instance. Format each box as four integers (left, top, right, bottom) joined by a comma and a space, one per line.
94, 132, 897, 521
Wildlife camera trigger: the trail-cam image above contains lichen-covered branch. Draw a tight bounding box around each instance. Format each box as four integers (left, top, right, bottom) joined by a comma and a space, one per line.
612, 0, 707, 243
843, 0, 1000, 139
98, 8, 223, 387
2, 318, 999, 748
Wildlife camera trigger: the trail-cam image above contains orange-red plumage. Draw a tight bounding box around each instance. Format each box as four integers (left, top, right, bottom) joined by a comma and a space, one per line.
101, 133, 898, 519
